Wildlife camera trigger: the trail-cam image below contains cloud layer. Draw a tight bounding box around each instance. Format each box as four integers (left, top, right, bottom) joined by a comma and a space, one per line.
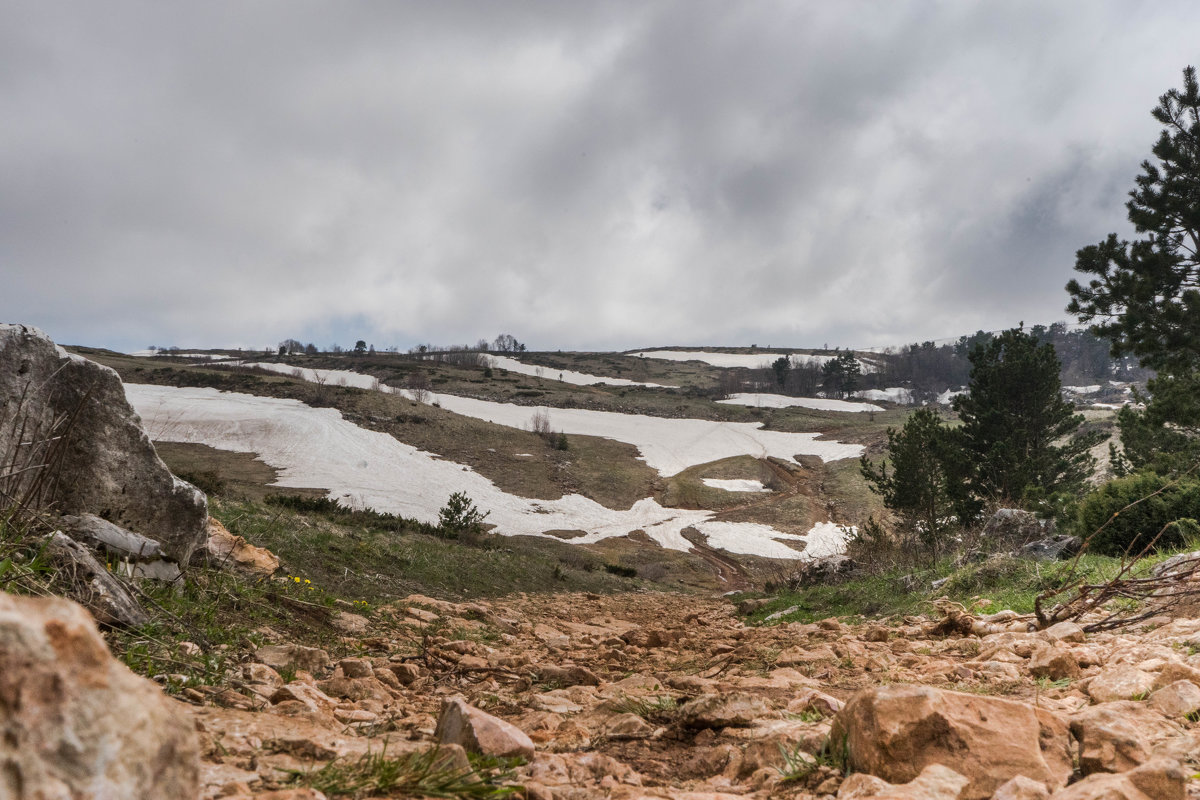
2, 1, 1197, 352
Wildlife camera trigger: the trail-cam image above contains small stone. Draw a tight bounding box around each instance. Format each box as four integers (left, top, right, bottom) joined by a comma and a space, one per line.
603, 713, 655, 739
338, 658, 374, 679
1042, 621, 1086, 643
435, 696, 535, 759
1086, 664, 1156, 703
1070, 703, 1151, 775
1048, 757, 1185, 800
1028, 643, 1081, 680
332, 611, 369, 634
269, 682, 337, 713
390, 663, 421, 684
257, 644, 330, 675
992, 775, 1049, 800
679, 692, 773, 729
1148, 680, 1200, 719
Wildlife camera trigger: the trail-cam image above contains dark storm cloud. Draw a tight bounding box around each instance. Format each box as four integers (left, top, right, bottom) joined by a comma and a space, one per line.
1, 0, 1197, 352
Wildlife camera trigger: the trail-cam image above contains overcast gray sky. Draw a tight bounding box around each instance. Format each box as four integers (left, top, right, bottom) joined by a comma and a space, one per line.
2, 2, 1197, 353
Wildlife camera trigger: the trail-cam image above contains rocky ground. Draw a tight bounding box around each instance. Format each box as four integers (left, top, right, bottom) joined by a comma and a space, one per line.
158, 590, 1200, 800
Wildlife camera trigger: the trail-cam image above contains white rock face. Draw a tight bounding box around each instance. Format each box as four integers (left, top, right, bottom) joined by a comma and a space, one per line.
0, 592, 200, 798
0, 323, 208, 563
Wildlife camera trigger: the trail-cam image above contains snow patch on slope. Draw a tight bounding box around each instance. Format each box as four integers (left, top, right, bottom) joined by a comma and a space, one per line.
125, 384, 839, 559
487, 356, 669, 388
717, 393, 883, 413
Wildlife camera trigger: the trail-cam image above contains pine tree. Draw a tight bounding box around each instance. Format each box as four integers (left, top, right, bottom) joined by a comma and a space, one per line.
1066, 66, 1200, 472
1066, 66, 1200, 374
952, 328, 1099, 504
822, 352, 862, 398
860, 408, 971, 558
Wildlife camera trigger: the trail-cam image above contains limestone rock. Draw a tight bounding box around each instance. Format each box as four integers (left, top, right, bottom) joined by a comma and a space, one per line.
604, 713, 655, 739
1019, 535, 1080, 561
539, 663, 601, 686
1069, 702, 1151, 774
0, 323, 208, 563
830, 684, 1072, 800
332, 611, 368, 634
993, 775, 1050, 800
1148, 680, 1200, 719
1047, 758, 1185, 800
43, 531, 150, 628
836, 763, 969, 800
1086, 664, 1156, 703
256, 644, 330, 674
389, 662, 421, 685
199, 517, 280, 575
435, 696, 535, 759
679, 692, 773, 729
59, 513, 181, 581
982, 508, 1055, 546
0, 592, 199, 798
269, 682, 338, 713
1042, 621, 1085, 644
1028, 643, 1081, 680
337, 658, 374, 679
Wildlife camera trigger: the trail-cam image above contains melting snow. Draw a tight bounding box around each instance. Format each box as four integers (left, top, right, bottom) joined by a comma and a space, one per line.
487, 356, 670, 388
627, 350, 832, 370
125, 384, 841, 559
853, 387, 914, 405
717, 393, 883, 413
130, 350, 229, 360
421, 393, 861, 476
702, 479, 772, 493
217, 363, 863, 476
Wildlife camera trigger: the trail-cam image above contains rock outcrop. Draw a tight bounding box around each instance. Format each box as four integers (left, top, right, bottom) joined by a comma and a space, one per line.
831, 684, 1073, 799
198, 517, 280, 576
0, 592, 200, 798
0, 323, 207, 564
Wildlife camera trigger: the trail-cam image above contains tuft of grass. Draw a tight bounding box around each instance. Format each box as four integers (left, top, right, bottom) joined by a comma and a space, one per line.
788, 708, 826, 724
290, 746, 522, 799
777, 738, 845, 784
608, 695, 679, 724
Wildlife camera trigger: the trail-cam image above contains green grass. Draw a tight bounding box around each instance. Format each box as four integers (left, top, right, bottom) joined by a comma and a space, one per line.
743, 548, 1191, 626
607, 695, 679, 723
214, 497, 642, 602
289, 747, 522, 799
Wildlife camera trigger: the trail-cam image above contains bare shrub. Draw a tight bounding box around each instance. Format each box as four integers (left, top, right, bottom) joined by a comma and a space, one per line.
406, 372, 432, 404
529, 408, 553, 437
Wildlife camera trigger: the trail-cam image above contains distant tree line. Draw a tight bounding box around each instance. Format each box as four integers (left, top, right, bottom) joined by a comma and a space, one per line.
750, 325, 1150, 403
271, 333, 526, 363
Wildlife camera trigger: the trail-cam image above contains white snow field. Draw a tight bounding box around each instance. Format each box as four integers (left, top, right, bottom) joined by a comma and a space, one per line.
421, 393, 862, 477
702, 478, 772, 493
486, 356, 670, 388
853, 387, 914, 404
130, 350, 230, 360
125, 384, 847, 559
220, 361, 383, 389
217, 363, 863, 476
627, 350, 832, 369
717, 393, 883, 413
